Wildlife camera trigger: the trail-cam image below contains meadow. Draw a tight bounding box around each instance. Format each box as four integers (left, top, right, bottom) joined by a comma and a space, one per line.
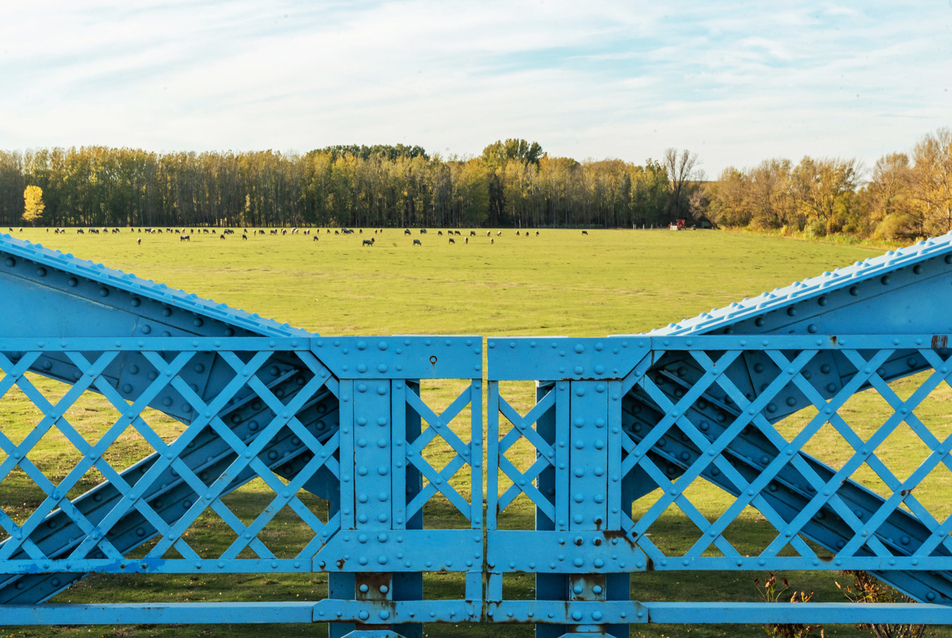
0, 226, 948, 638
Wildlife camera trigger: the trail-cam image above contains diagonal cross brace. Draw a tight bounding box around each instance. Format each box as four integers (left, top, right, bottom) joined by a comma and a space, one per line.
487, 234, 952, 605
0, 343, 340, 603
631, 234, 952, 603
0, 236, 344, 603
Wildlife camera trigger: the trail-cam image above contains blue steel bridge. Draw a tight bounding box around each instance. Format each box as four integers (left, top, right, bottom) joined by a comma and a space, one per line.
1, 233, 952, 636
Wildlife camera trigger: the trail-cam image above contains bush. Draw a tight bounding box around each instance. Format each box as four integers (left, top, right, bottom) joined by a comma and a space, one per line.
805, 219, 827, 238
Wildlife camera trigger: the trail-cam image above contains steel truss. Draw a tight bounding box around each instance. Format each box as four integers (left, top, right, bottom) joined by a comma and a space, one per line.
3, 233, 952, 636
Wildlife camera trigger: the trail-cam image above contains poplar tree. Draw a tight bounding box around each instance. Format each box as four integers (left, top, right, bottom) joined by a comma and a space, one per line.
22, 184, 44, 226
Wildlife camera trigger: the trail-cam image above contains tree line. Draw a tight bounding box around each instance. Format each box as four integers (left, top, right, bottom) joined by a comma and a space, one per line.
0, 140, 680, 230
702, 128, 952, 240
5, 130, 947, 238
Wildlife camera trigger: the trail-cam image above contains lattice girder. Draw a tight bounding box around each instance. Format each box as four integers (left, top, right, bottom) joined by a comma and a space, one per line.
7, 231, 952, 635
617, 337, 952, 603
0, 340, 340, 603
488, 332, 952, 631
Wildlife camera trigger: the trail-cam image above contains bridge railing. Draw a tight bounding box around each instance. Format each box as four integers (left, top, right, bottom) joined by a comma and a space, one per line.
4, 334, 952, 635
0, 335, 483, 636
487, 334, 952, 633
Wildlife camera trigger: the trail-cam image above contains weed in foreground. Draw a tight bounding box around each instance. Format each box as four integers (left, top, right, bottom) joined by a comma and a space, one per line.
836, 571, 931, 638
755, 572, 824, 638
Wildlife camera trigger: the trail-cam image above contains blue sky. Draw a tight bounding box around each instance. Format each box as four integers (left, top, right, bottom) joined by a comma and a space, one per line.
1, 1, 949, 176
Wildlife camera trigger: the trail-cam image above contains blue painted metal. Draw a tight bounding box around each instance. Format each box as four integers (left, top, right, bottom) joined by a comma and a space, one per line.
5, 232, 952, 635
487, 233, 952, 635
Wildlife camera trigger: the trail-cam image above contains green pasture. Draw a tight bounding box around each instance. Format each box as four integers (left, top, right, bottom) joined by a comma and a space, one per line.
0, 227, 948, 637
6, 226, 881, 336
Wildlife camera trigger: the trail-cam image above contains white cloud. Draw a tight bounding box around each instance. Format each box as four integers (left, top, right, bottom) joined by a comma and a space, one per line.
0, 0, 949, 173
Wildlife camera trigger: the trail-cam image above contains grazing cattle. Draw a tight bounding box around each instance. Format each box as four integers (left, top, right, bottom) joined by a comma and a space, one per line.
486, 231, 490, 237
438, 231, 443, 236
420, 228, 427, 234
448, 238, 455, 244
180, 235, 190, 241
136, 238, 141, 245
220, 234, 226, 239
362, 238, 375, 247
404, 228, 411, 235
582, 230, 588, 235
313, 235, 319, 241
242, 234, 248, 240
516, 231, 520, 236
465, 237, 468, 244
497, 231, 502, 236
470, 231, 476, 236
77, 229, 84, 234
536, 231, 539, 235
334, 230, 339, 235
271, 229, 278, 235
491, 238, 494, 244
413, 239, 422, 246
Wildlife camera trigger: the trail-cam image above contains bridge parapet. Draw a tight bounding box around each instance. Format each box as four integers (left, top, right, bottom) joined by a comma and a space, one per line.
3, 233, 952, 636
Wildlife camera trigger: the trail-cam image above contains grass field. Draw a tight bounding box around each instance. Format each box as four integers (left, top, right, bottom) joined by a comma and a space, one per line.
1, 227, 948, 638
10, 227, 882, 336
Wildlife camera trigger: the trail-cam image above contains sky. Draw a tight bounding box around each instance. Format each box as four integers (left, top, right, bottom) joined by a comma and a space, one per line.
0, 0, 950, 176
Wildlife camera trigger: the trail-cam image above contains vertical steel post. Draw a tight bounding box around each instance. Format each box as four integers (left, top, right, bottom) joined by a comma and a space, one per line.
391, 380, 422, 638
535, 380, 565, 638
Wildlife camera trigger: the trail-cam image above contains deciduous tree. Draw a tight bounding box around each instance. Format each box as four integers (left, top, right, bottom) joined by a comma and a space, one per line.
663, 148, 700, 222
910, 128, 952, 236
22, 184, 44, 226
